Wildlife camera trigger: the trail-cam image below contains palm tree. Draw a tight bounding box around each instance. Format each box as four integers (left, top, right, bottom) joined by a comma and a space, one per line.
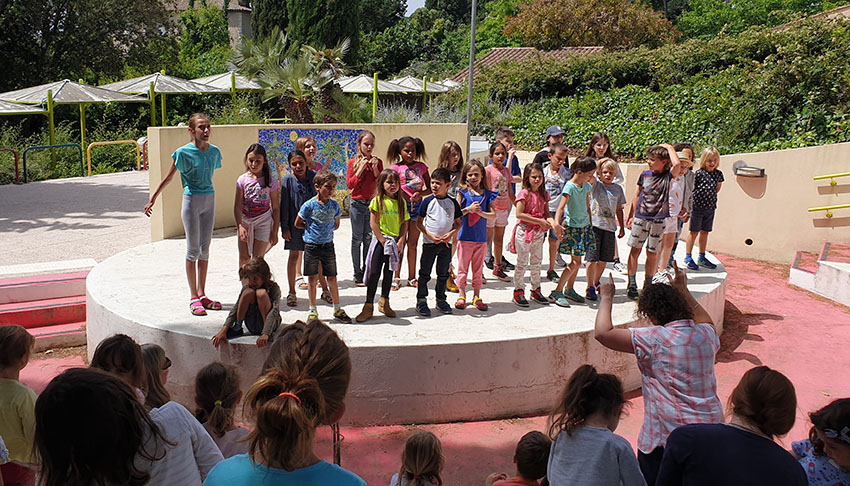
302, 38, 350, 123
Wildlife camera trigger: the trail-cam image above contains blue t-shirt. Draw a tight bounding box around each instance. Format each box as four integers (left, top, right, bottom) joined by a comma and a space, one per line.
562, 181, 592, 228
172, 142, 222, 195
418, 194, 462, 244
792, 439, 850, 486
204, 454, 365, 486
457, 189, 496, 243
299, 197, 342, 244
488, 154, 521, 195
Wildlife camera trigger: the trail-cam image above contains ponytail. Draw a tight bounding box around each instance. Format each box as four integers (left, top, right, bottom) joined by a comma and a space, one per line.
194, 362, 241, 438
548, 364, 625, 438
387, 136, 426, 164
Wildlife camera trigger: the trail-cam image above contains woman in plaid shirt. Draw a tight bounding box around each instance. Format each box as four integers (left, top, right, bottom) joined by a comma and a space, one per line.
594, 266, 723, 486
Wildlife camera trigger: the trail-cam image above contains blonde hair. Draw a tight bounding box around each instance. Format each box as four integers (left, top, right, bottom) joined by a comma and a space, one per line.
597, 157, 619, 176
438, 141, 463, 172
699, 146, 720, 170
398, 431, 443, 486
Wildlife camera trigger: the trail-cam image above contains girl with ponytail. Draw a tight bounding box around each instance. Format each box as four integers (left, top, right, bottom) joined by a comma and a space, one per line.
391, 431, 444, 486
546, 364, 645, 486
194, 362, 249, 458
203, 319, 365, 485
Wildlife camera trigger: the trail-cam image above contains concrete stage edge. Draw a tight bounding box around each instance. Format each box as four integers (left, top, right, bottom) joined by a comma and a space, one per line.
87, 226, 726, 426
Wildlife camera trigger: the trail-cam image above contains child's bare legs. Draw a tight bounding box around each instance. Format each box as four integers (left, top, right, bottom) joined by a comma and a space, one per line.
555, 255, 582, 292
308, 274, 318, 309
547, 237, 558, 273
587, 261, 603, 288
296, 252, 304, 284
628, 246, 642, 277
185, 260, 200, 298
238, 240, 269, 269
492, 226, 505, 267
327, 276, 340, 306
644, 250, 660, 281
686, 230, 698, 255
287, 250, 300, 295
656, 234, 676, 274
698, 231, 709, 254
318, 267, 330, 296
212, 287, 268, 347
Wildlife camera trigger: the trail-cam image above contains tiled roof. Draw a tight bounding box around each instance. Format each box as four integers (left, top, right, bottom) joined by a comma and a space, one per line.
168, 0, 251, 12
452, 46, 603, 82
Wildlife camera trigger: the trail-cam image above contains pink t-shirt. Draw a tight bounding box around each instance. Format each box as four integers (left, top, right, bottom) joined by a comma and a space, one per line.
236, 173, 281, 218
516, 189, 547, 219
391, 161, 429, 199
486, 164, 512, 211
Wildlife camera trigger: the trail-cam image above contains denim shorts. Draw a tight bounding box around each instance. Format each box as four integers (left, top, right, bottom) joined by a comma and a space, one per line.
304, 242, 338, 277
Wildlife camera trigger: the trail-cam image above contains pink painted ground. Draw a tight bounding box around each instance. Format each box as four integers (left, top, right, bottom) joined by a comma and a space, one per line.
21, 253, 850, 486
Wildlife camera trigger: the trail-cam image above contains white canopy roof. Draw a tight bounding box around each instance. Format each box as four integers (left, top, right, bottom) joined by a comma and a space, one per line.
0, 79, 146, 104
191, 72, 263, 91
338, 75, 409, 94
0, 99, 46, 114
390, 76, 450, 93
100, 73, 228, 94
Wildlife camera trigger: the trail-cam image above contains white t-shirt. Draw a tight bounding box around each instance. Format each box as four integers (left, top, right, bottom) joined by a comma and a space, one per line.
668, 175, 684, 218
548, 425, 645, 486
417, 195, 462, 244
544, 164, 570, 213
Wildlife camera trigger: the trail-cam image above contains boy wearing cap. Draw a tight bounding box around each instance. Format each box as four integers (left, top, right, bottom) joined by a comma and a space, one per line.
533, 125, 566, 166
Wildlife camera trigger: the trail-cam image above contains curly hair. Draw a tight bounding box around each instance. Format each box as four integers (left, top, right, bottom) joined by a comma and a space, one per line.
636, 283, 695, 326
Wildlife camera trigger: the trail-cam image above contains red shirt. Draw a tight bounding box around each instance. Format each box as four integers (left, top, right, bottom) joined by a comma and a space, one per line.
494, 477, 539, 486
346, 156, 383, 201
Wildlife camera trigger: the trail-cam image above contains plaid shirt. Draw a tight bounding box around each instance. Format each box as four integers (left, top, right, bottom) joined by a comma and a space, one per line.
630, 319, 724, 453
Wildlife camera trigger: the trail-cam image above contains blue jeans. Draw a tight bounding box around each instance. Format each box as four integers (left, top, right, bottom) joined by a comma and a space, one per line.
349, 198, 372, 281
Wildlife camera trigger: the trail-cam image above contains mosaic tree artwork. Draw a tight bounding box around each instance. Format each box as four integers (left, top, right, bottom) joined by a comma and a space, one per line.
259, 128, 360, 214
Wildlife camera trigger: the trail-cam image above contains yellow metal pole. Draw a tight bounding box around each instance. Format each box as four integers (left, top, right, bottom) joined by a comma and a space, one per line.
422, 76, 427, 109
80, 104, 86, 161
231, 71, 237, 104
47, 89, 56, 164
149, 82, 156, 126
161, 93, 166, 126
372, 73, 378, 122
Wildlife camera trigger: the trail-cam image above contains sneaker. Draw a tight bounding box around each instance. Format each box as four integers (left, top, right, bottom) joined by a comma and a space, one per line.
698, 255, 717, 269
546, 269, 560, 282
530, 288, 550, 304
501, 256, 515, 271
436, 300, 453, 314
613, 259, 627, 274
564, 289, 585, 303
416, 300, 432, 317
586, 286, 598, 301
555, 253, 567, 268
354, 279, 366, 288
665, 264, 675, 275
333, 309, 352, 323
548, 291, 571, 307
307, 310, 319, 320
513, 289, 530, 307
485, 256, 495, 270
652, 270, 671, 285
627, 285, 640, 300
493, 264, 511, 282
684, 255, 699, 271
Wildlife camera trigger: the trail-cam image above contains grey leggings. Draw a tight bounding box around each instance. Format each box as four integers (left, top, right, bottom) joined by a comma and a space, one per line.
182, 193, 215, 261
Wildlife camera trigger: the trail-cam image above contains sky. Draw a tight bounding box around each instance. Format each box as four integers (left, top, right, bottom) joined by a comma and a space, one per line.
406, 0, 426, 16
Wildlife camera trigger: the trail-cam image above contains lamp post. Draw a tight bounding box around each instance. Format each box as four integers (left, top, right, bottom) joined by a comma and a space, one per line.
465, 0, 478, 161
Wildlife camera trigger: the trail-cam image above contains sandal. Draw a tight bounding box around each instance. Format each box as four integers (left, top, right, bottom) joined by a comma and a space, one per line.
472, 297, 488, 311
455, 297, 467, 310
189, 298, 207, 316
321, 290, 333, 304
296, 276, 308, 290
391, 278, 401, 291
407, 278, 418, 288
286, 292, 297, 307
198, 294, 222, 310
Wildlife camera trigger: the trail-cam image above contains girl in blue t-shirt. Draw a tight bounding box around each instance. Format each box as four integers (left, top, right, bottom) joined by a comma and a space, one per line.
455, 159, 496, 311
145, 113, 223, 317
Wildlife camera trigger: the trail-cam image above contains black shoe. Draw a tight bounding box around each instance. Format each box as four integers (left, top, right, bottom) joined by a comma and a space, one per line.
485, 256, 495, 270
501, 256, 515, 271
513, 289, 529, 307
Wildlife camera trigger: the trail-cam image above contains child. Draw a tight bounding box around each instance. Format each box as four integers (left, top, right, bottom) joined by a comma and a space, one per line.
141, 343, 172, 409
293, 139, 330, 299
544, 143, 570, 282
346, 130, 383, 286
486, 431, 552, 486
0, 326, 36, 486
487, 128, 521, 272
625, 144, 681, 299
234, 143, 280, 268
194, 362, 250, 459
550, 157, 597, 307
295, 135, 326, 171
585, 132, 626, 273
295, 169, 351, 323
89, 333, 146, 400
391, 431, 444, 486
793, 398, 850, 485
416, 167, 462, 317
685, 146, 724, 271
654, 150, 691, 282
204, 320, 366, 486
512, 162, 555, 307
532, 125, 566, 166
456, 160, 496, 311
585, 158, 626, 301
486, 141, 516, 281
280, 150, 330, 306
144, 113, 223, 316
438, 141, 464, 293
546, 364, 644, 486
213, 256, 282, 348
389, 137, 430, 289
668, 143, 695, 271
356, 169, 409, 322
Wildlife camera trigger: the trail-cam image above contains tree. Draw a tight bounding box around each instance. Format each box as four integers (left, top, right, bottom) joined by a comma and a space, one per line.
425, 0, 472, 22
177, 3, 232, 79
302, 39, 351, 122
252, 0, 289, 40
285, 0, 360, 63
504, 0, 679, 49
676, 0, 822, 39
358, 0, 407, 33
475, 0, 522, 54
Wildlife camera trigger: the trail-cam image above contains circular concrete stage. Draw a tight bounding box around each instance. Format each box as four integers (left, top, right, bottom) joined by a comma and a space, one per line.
87, 221, 726, 426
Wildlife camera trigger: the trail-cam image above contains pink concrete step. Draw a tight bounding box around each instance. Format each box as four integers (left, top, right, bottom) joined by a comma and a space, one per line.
792, 250, 819, 274
0, 296, 86, 328
823, 242, 850, 264
0, 271, 88, 305
30, 321, 86, 352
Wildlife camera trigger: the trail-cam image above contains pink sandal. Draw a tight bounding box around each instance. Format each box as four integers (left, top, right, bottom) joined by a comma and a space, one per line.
190, 298, 207, 316
198, 294, 222, 310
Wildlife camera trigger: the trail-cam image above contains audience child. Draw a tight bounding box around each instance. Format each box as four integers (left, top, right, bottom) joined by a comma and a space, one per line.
144, 113, 223, 316
205, 320, 365, 486
212, 256, 282, 348
585, 157, 626, 300
0, 434, 8, 486
685, 146, 724, 271
234, 143, 280, 268
438, 141, 464, 293
486, 431, 552, 486
455, 159, 496, 311
657, 366, 806, 486
585, 132, 626, 273
544, 143, 570, 282
141, 343, 172, 409
90, 333, 146, 400
295, 135, 325, 171
594, 268, 723, 486
295, 169, 351, 323
668, 143, 695, 270
654, 150, 690, 282
532, 125, 566, 166
33, 368, 170, 486
793, 398, 850, 486
391, 431, 444, 486
388, 136, 430, 289
281, 150, 315, 305
346, 130, 383, 286
511, 162, 555, 307
415, 167, 462, 317
194, 362, 250, 459
357, 169, 409, 322
0, 326, 36, 486
546, 364, 645, 486
625, 144, 682, 299
486, 141, 517, 282
549, 156, 597, 307
487, 127, 520, 272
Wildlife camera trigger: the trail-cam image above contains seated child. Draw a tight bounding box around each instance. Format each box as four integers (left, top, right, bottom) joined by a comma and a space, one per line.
486, 431, 552, 486
0, 326, 36, 486
212, 256, 282, 348
793, 398, 850, 486
391, 431, 444, 486
194, 362, 250, 459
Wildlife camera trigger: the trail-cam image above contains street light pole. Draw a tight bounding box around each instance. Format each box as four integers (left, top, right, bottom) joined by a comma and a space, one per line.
465, 0, 479, 161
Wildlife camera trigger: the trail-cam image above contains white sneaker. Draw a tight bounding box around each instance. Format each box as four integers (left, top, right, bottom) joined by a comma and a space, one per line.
613, 260, 627, 274
555, 254, 567, 268
652, 270, 672, 285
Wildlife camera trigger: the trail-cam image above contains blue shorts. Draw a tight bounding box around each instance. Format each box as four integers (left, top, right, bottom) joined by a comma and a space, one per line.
407, 200, 422, 222
548, 211, 559, 241
689, 208, 716, 233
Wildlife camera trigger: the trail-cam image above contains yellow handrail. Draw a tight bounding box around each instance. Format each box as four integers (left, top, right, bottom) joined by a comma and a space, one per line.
87, 140, 140, 176
808, 203, 850, 218
813, 172, 850, 186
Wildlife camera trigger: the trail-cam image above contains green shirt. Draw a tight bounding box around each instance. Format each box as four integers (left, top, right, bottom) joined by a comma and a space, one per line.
369, 196, 408, 237
0, 379, 36, 464
562, 181, 592, 228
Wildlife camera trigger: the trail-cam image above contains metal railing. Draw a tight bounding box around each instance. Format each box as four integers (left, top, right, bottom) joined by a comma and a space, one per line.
21, 144, 84, 183
86, 140, 140, 176
813, 172, 850, 186
0, 148, 19, 183
808, 203, 850, 218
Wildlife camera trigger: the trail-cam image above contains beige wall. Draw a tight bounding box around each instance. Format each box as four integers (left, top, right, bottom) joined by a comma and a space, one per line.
148, 123, 468, 241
